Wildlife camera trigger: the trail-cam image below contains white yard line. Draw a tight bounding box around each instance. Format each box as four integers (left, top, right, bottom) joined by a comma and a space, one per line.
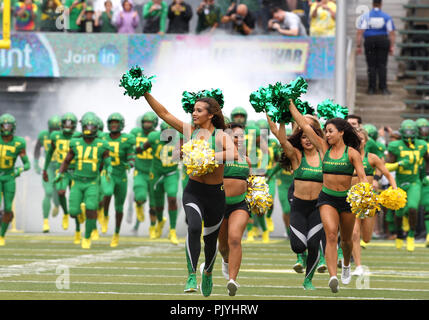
0, 245, 179, 279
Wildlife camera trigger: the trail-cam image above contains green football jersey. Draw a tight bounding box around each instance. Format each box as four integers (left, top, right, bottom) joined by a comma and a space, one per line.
0, 136, 26, 175
130, 127, 154, 173
251, 138, 279, 176
148, 130, 179, 174
69, 137, 110, 180
277, 168, 294, 184
365, 137, 385, 159
49, 130, 80, 168
387, 139, 427, 184
103, 133, 136, 176
37, 130, 51, 156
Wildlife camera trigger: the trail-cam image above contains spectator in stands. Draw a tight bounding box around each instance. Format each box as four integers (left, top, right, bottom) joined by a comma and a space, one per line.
65, 0, 86, 32
268, 7, 307, 36
96, 0, 117, 32
77, 5, 99, 32
259, 0, 285, 34
356, 0, 396, 96
221, 3, 255, 35
143, 0, 168, 35
309, 0, 336, 36
115, 0, 139, 33
195, 0, 221, 34
14, 0, 38, 31
166, 0, 193, 34
40, 0, 62, 31
284, 0, 310, 34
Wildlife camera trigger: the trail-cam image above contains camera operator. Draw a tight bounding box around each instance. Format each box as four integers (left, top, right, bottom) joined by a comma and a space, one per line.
268, 7, 306, 36
221, 3, 255, 35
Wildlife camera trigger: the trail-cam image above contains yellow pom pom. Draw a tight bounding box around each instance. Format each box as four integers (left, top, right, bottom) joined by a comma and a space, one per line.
346, 182, 380, 219
181, 139, 218, 177
245, 176, 273, 216
378, 187, 407, 210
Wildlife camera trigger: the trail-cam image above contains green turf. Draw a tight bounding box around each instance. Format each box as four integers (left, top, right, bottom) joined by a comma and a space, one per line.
0, 234, 428, 300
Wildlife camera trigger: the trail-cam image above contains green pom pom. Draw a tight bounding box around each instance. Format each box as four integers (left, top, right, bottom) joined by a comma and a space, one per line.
119, 66, 155, 100
316, 99, 349, 120
249, 76, 313, 124
181, 88, 224, 114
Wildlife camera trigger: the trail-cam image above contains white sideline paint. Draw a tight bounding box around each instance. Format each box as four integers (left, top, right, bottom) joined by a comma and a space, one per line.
0, 245, 179, 279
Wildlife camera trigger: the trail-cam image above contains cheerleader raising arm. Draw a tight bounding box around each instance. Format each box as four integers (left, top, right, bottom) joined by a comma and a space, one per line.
289, 99, 329, 154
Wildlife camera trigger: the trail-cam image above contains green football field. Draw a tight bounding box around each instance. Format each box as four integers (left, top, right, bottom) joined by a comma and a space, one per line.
0, 233, 428, 300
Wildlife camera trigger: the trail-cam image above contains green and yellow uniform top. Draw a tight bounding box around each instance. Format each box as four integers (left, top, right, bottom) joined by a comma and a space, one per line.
224, 157, 250, 180
97, 131, 109, 139
102, 133, 135, 177
48, 130, 81, 169
244, 125, 259, 173
363, 152, 375, 177
365, 137, 385, 159
148, 130, 180, 175
294, 151, 323, 183
277, 168, 294, 185
69, 137, 110, 180
250, 137, 280, 176
388, 139, 427, 185
266, 138, 281, 176
322, 146, 355, 176
0, 136, 26, 176
130, 127, 154, 174
37, 129, 58, 164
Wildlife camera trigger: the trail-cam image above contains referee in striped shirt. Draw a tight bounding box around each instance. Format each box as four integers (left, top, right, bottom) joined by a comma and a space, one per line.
356, 0, 396, 96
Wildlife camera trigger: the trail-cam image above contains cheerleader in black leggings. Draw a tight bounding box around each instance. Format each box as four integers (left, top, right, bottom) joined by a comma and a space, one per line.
268, 115, 326, 290
143, 93, 238, 297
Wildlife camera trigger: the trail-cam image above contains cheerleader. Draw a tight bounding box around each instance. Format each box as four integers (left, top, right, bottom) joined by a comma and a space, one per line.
268, 115, 327, 290
289, 100, 368, 293
143, 92, 237, 297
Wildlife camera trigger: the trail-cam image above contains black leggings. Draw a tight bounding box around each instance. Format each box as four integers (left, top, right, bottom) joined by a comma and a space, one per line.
183, 179, 225, 274
290, 196, 326, 279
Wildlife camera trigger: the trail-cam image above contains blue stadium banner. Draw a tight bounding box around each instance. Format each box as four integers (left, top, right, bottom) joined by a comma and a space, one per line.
0, 33, 334, 79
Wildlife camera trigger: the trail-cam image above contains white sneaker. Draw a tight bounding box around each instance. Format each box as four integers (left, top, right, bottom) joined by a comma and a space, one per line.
352, 265, 364, 276
222, 259, 229, 280
227, 279, 239, 296
328, 276, 339, 293
341, 262, 351, 285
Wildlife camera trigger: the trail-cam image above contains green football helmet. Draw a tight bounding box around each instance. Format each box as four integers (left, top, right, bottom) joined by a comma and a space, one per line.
256, 119, 270, 135
142, 111, 158, 130
61, 112, 78, 134
81, 114, 99, 138
399, 119, 417, 140
231, 107, 248, 126
107, 113, 125, 133
48, 115, 61, 132
363, 124, 378, 140
224, 116, 231, 125
416, 118, 429, 140
0, 113, 16, 136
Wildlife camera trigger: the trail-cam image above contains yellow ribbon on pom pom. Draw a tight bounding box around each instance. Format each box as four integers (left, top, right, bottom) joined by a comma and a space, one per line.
378, 187, 407, 210
245, 175, 273, 216
181, 139, 218, 176
346, 182, 380, 219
